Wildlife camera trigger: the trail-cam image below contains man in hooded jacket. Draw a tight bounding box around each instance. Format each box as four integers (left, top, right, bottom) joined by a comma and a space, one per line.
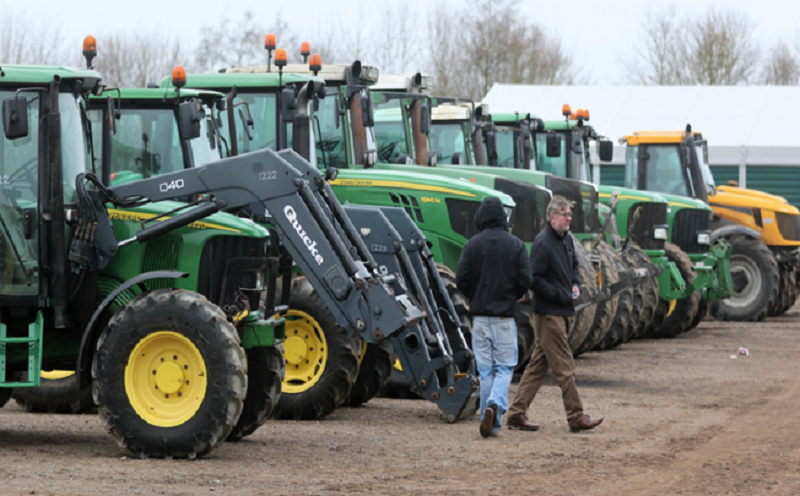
457, 196, 531, 438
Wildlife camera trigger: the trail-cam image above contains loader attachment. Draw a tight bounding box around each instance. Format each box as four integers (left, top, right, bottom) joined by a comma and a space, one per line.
344, 205, 479, 422
104, 148, 425, 344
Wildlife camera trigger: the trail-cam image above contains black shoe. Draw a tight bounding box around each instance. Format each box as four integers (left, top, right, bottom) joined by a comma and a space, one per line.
480, 404, 497, 438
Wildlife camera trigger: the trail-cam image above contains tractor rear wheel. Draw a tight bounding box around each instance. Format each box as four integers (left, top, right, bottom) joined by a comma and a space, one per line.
596, 246, 634, 351
227, 345, 284, 441
652, 243, 700, 339
576, 241, 618, 355
710, 235, 778, 322
92, 289, 246, 459
623, 243, 660, 341
614, 249, 644, 347
273, 276, 360, 420
13, 371, 95, 414
569, 235, 597, 357
344, 340, 394, 407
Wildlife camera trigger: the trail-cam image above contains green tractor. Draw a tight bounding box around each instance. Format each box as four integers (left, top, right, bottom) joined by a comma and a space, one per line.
157, 60, 510, 411
365, 75, 650, 355
490, 108, 732, 339
532, 111, 732, 332
0, 63, 431, 457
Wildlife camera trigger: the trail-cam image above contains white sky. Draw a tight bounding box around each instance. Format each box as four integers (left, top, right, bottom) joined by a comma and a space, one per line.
12, 0, 800, 86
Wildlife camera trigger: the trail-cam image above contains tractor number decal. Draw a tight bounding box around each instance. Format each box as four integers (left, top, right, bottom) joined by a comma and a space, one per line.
284, 205, 324, 266
159, 179, 185, 193
421, 197, 440, 203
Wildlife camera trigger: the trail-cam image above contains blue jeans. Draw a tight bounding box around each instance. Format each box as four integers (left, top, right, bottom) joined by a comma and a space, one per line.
473, 316, 518, 431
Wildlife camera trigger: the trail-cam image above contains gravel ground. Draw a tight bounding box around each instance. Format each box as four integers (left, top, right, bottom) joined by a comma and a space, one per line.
2, 303, 800, 496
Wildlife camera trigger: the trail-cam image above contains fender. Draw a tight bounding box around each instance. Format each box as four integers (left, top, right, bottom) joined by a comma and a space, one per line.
711, 224, 761, 243
76, 271, 189, 388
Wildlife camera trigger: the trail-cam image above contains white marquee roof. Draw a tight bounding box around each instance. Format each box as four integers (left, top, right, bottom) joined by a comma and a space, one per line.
483, 84, 800, 166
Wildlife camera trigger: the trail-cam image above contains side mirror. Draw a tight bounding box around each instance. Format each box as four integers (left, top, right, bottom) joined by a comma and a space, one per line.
178, 101, 202, 141
3, 96, 29, 140
420, 103, 430, 135
238, 107, 254, 141
334, 96, 342, 129
546, 132, 562, 158
597, 140, 613, 162
361, 93, 374, 127
451, 151, 464, 165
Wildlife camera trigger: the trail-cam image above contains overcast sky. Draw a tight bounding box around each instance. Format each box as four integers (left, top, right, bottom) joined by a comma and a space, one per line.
13, 0, 800, 85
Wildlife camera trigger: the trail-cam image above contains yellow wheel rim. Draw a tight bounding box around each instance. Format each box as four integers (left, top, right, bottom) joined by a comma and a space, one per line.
124, 331, 207, 428
279, 310, 327, 394
40, 370, 74, 380
667, 299, 677, 317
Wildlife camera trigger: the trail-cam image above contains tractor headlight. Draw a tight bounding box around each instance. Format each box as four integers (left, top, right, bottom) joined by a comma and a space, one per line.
697, 232, 711, 245
653, 226, 668, 240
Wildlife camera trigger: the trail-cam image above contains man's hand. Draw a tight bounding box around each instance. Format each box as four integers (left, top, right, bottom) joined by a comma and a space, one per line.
572, 285, 580, 300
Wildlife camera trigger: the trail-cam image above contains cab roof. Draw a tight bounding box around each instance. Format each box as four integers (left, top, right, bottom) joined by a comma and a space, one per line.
490, 112, 542, 124
225, 63, 375, 87
432, 103, 471, 121
159, 72, 323, 90
0, 65, 102, 92
624, 130, 703, 145
90, 87, 224, 101
373, 73, 434, 92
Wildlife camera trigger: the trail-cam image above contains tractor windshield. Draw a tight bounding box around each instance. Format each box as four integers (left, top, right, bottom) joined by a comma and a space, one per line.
100, 108, 185, 184
626, 144, 690, 197
430, 122, 466, 165
495, 129, 517, 168
534, 132, 567, 176
373, 99, 414, 163
216, 92, 278, 155
314, 93, 348, 169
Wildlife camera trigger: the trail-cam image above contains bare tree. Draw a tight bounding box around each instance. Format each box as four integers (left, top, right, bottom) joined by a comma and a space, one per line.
426, 5, 460, 97
93, 31, 184, 88
761, 41, 800, 85
623, 6, 761, 85
371, 5, 420, 74
0, 8, 69, 65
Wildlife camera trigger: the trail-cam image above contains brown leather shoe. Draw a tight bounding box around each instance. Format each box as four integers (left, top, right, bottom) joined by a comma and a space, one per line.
569, 415, 604, 432
480, 406, 496, 438
507, 414, 540, 431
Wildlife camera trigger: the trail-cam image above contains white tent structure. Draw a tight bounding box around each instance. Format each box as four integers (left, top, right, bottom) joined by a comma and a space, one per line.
483, 85, 800, 203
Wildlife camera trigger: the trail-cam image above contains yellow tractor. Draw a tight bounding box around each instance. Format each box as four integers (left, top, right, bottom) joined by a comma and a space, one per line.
623, 127, 800, 321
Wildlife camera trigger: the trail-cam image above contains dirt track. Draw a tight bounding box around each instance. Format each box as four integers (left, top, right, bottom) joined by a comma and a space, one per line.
2, 304, 800, 496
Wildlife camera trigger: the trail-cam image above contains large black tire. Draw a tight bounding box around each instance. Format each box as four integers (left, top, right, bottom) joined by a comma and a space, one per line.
92, 289, 246, 459
773, 263, 796, 316
0, 388, 11, 408
13, 372, 95, 414
273, 276, 360, 420
651, 243, 701, 339
709, 235, 779, 322
436, 263, 474, 347
228, 345, 284, 442
624, 243, 660, 341
595, 246, 634, 351
613, 250, 643, 347
687, 300, 708, 331
576, 241, 619, 355
569, 235, 597, 356
344, 340, 394, 407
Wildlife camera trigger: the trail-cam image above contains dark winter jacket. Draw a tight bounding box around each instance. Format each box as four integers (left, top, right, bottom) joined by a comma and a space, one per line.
456, 197, 532, 317
530, 223, 580, 316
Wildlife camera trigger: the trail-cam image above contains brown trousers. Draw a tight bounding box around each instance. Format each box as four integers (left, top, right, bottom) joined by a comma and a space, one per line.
508, 313, 584, 425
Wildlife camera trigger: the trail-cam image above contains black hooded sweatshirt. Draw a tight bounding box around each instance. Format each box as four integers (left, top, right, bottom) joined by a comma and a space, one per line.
456, 197, 532, 317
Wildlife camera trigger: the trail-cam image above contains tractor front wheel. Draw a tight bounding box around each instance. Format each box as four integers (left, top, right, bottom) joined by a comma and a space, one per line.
652, 243, 700, 339
0, 388, 11, 408
92, 289, 246, 459
13, 371, 95, 414
228, 345, 285, 441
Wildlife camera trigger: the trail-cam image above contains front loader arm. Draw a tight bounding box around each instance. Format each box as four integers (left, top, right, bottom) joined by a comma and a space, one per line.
106, 148, 424, 342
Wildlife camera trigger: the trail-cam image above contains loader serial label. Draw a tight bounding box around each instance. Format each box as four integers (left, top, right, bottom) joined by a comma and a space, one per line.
284, 205, 324, 266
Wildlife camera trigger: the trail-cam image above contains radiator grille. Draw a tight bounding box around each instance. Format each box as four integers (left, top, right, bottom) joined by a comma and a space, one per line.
672, 209, 711, 254
627, 202, 667, 251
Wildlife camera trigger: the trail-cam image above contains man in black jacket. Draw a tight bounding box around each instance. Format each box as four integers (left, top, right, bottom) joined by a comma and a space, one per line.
457, 196, 531, 438
506, 195, 604, 433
